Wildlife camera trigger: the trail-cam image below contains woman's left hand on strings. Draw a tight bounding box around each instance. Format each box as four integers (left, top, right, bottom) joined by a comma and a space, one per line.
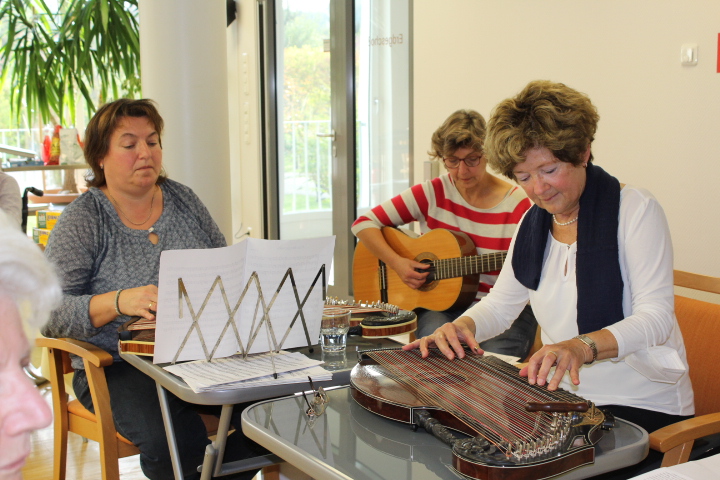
520, 340, 588, 390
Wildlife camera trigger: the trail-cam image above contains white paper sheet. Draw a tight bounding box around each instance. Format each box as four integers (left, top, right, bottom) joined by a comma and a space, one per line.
163, 351, 330, 392
628, 453, 720, 479
153, 236, 335, 364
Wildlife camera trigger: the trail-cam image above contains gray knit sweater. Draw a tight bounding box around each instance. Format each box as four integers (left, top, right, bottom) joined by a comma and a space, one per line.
43, 179, 226, 369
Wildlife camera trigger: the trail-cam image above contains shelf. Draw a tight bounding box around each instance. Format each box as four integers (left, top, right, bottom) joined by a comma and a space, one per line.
3, 164, 90, 172
29, 193, 81, 204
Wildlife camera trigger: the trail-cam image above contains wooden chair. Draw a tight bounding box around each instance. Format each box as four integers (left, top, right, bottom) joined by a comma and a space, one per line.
648, 270, 720, 466
37, 337, 140, 480
37, 337, 223, 480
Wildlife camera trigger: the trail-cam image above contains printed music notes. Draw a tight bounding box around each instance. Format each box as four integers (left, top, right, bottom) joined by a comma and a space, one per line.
163, 351, 331, 393
153, 236, 335, 364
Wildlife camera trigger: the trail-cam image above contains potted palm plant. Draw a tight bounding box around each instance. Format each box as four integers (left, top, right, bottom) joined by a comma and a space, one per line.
0, 0, 140, 127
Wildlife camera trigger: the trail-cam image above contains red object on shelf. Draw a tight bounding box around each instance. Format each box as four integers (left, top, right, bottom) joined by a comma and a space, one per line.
48, 125, 61, 165
41, 135, 51, 164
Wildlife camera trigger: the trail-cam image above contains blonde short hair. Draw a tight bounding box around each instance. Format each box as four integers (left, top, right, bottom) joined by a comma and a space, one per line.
428, 109, 486, 160
485, 80, 599, 180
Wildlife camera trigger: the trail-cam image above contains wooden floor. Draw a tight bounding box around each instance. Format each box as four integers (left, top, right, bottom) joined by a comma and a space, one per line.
22, 380, 264, 480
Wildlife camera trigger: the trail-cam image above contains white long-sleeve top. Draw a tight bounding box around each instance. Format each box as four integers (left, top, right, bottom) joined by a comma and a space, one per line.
464, 185, 694, 415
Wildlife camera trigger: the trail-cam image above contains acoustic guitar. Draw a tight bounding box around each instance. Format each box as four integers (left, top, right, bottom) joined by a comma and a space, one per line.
353, 227, 506, 312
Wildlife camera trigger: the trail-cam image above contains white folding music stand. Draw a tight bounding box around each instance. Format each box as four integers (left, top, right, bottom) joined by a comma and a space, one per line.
169, 264, 327, 378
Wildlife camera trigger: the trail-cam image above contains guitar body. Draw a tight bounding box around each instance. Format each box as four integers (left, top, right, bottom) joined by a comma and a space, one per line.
353, 227, 481, 312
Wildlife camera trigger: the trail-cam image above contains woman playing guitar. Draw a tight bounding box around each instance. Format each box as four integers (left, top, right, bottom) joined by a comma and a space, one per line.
352, 109, 536, 357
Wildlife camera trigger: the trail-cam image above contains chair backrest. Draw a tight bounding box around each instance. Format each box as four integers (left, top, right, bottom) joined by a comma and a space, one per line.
36, 337, 222, 480
37, 337, 139, 480
673, 270, 720, 417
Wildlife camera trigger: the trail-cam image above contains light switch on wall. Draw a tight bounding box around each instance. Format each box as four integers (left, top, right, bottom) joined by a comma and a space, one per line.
681, 43, 698, 66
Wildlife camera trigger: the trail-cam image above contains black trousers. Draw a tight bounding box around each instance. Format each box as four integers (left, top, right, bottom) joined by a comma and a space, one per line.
73, 361, 266, 480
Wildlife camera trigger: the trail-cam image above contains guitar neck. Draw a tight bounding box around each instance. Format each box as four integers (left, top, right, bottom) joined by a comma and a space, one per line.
433, 251, 507, 280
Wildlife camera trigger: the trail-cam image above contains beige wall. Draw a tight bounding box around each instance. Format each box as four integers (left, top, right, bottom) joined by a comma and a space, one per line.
413, 0, 720, 277
230, 0, 720, 276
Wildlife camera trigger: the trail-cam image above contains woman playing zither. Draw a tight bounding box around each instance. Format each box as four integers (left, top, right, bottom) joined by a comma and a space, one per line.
405, 80, 694, 479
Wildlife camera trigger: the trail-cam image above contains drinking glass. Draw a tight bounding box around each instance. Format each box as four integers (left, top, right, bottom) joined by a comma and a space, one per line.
320, 308, 350, 352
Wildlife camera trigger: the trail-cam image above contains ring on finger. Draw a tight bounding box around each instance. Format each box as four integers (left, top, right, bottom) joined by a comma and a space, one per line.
547, 351, 558, 358
149, 302, 153, 309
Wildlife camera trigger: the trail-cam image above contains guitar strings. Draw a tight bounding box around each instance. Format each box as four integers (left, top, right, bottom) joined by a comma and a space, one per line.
430, 252, 507, 281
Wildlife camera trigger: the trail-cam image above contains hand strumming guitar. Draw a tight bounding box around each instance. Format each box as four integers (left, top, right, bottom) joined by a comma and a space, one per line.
387, 256, 430, 290
356, 228, 430, 290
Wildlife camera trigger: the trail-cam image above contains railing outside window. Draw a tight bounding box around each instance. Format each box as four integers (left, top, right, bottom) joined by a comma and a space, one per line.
282, 119, 332, 214
0, 128, 40, 163
2, 123, 335, 215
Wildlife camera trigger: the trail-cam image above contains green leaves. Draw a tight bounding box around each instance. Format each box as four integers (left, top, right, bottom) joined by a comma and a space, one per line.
0, 0, 140, 126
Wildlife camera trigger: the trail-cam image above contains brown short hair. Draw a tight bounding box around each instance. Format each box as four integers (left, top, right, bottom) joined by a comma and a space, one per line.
485, 80, 599, 180
84, 98, 167, 188
428, 109, 486, 160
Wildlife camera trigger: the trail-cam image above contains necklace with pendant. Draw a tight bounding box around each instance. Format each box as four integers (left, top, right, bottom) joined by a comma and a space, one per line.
106, 186, 160, 243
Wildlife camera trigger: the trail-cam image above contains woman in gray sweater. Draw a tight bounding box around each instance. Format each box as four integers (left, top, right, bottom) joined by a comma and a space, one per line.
43, 99, 261, 480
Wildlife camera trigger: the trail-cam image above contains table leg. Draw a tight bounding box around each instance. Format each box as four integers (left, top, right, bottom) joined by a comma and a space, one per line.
213, 405, 234, 476
201, 444, 218, 480
156, 383, 185, 480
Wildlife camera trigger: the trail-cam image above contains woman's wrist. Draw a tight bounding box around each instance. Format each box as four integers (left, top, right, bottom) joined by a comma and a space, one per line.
573, 334, 597, 364
114, 289, 125, 316
453, 315, 477, 337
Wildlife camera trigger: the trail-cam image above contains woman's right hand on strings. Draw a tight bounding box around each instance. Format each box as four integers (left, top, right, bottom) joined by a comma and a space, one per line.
389, 256, 430, 289
117, 285, 159, 321
403, 316, 482, 360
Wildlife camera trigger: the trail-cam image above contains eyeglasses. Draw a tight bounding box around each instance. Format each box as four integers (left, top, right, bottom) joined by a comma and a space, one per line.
442, 153, 483, 169
303, 376, 329, 418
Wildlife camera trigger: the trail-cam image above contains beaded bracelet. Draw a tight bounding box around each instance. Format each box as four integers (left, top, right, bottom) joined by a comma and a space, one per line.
115, 289, 124, 316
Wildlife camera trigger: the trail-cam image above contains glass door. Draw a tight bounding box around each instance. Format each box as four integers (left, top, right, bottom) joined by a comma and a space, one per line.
275, 0, 334, 242
260, 0, 411, 300
355, 0, 412, 220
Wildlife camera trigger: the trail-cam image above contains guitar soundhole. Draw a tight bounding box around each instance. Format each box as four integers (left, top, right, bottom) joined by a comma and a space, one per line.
416, 255, 438, 292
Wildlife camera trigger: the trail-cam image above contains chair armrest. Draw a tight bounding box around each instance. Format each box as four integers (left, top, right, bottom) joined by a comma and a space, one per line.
36, 337, 114, 368
650, 412, 720, 452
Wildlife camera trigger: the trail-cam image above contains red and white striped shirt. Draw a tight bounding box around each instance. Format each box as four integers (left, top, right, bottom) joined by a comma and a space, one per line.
352, 173, 531, 300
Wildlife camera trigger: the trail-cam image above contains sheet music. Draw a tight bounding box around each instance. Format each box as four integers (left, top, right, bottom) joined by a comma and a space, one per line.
153, 236, 335, 364
163, 351, 330, 393
629, 470, 693, 480
628, 453, 720, 479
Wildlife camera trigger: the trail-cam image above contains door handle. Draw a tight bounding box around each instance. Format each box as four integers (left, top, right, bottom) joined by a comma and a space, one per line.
316, 129, 335, 140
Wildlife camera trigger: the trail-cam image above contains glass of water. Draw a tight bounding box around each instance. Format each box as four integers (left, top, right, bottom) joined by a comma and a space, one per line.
320, 308, 350, 352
